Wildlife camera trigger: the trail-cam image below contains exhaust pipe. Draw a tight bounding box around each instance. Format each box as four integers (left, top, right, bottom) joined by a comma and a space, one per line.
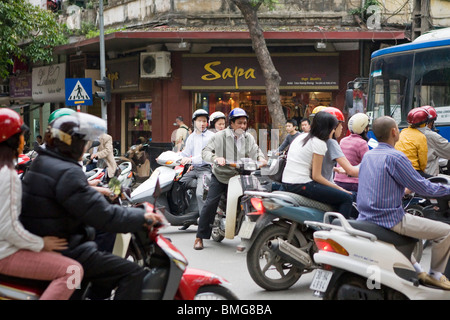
268, 238, 312, 269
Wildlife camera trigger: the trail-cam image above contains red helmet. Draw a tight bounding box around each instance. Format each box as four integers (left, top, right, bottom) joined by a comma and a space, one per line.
0, 108, 27, 143
322, 107, 345, 122
421, 105, 437, 122
407, 108, 429, 126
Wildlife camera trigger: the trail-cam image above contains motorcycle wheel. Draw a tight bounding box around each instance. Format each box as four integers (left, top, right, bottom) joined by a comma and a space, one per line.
324, 272, 408, 300
246, 224, 303, 291
194, 285, 238, 300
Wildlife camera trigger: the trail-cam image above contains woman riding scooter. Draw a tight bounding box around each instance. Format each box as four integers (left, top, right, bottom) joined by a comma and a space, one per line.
0, 108, 83, 300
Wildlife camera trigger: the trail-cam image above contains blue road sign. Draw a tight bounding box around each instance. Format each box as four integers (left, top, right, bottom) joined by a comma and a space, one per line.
65, 78, 93, 106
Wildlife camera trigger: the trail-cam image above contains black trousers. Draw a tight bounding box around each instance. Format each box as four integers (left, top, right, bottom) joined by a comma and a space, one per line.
69, 243, 146, 300
196, 174, 228, 239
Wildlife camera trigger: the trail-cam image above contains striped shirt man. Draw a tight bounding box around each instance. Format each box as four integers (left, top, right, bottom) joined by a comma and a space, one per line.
357, 142, 450, 228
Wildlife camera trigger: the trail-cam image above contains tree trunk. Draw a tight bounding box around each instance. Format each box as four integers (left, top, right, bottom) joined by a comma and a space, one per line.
230, 0, 287, 143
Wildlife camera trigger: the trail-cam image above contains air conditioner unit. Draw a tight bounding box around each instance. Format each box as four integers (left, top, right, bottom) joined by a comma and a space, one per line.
140, 52, 171, 78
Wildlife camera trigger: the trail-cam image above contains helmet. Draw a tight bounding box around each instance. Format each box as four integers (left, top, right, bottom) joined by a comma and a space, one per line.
228, 108, 248, 122
46, 112, 106, 161
407, 108, 429, 126
421, 105, 437, 122
322, 107, 345, 122
192, 109, 209, 122
209, 111, 226, 126
348, 113, 370, 134
0, 108, 28, 143
311, 106, 327, 115
48, 108, 76, 124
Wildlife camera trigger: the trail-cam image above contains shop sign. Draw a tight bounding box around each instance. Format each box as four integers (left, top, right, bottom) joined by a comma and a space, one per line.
181, 53, 339, 90
10, 73, 32, 99
106, 56, 139, 92
32, 63, 66, 102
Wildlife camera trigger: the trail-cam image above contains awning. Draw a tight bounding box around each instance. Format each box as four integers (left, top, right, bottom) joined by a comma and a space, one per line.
54, 27, 407, 55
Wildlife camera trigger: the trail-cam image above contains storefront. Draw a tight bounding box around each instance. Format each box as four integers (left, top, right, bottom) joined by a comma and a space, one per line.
10, 71, 52, 151
106, 56, 153, 155
182, 52, 340, 139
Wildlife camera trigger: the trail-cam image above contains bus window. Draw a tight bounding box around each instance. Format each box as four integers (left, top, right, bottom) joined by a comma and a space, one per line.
413, 47, 450, 124
367, 52, 414, 126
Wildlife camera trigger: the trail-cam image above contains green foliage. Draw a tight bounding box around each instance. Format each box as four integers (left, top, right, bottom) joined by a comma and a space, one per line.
249, 0, 279, 10
0, 0, 68, 79
85, 27, 126, 39
349, 0, 380, 16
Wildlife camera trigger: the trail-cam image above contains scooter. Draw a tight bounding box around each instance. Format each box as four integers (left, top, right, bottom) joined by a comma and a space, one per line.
128, 151, 200, 229
239, 189, 334, 291
0, 182, 238, 300
305, 211, 450, 300
17, 154, 32, 179
115, 143, 151, 183
210, 158, 271, 243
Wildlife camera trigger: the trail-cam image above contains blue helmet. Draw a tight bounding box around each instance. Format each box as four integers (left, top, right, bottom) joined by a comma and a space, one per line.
228, 108, 248, 122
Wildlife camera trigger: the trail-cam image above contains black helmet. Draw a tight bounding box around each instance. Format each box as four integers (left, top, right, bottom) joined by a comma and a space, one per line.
45, 112, 106, 161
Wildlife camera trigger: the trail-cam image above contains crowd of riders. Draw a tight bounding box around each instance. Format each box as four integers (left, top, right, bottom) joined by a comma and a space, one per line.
3, 100, 450, 299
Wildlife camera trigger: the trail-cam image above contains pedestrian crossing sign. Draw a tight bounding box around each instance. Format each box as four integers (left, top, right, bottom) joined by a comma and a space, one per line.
65, 78, 93, 106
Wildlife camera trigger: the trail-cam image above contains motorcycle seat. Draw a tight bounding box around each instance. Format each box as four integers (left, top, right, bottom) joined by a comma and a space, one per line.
0, 273, 49, 291
273, 191, 335, 212
332, 219, 418, 259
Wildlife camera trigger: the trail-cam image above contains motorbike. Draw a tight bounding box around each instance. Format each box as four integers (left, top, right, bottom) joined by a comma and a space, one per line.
305, 211, 450, 300
306, 175, 450, 300
239, 189, 334, 291
0, 180, 238, 300
115, 143, 151, 183
128, 150, 200, 229
17, 153, 32, 179
210, 158, 271, 243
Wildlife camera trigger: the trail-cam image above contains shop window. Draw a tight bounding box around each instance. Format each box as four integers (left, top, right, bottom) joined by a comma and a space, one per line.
193, 91, 331, 150
126, 101, 152, 150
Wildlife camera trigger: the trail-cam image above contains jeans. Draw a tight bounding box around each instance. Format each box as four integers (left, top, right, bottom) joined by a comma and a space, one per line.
196, 174, 227, 239
283, 181, 354, 218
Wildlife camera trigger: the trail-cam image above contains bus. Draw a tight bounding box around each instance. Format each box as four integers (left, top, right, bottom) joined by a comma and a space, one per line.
364, 27, 450, 140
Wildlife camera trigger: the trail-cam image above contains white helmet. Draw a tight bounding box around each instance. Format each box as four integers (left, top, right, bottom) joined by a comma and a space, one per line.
348, 113, 369, 134
209, 111, 226, 126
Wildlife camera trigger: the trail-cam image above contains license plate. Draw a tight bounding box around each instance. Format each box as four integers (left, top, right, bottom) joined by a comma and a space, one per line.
310, 269, 333, 292
238, 221, 256, 239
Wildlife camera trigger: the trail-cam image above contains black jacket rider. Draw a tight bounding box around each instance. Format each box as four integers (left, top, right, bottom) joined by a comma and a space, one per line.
20, 147, 148, 299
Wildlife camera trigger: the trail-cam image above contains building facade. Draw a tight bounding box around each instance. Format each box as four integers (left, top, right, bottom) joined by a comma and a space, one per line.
5, 0, 450, 161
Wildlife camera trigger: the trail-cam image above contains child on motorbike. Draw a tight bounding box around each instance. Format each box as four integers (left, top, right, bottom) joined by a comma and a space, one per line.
0, 108, 84, 300
281, 110, 354, 218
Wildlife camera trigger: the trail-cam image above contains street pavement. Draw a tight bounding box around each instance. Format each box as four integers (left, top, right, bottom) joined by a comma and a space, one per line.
160, 224, 433, 301
161, 224, 321, 300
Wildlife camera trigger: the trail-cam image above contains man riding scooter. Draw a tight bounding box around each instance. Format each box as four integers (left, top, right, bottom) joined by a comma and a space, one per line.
357, 116, 450, 290
194, 108, 267, 250
20, 112, 162, 300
